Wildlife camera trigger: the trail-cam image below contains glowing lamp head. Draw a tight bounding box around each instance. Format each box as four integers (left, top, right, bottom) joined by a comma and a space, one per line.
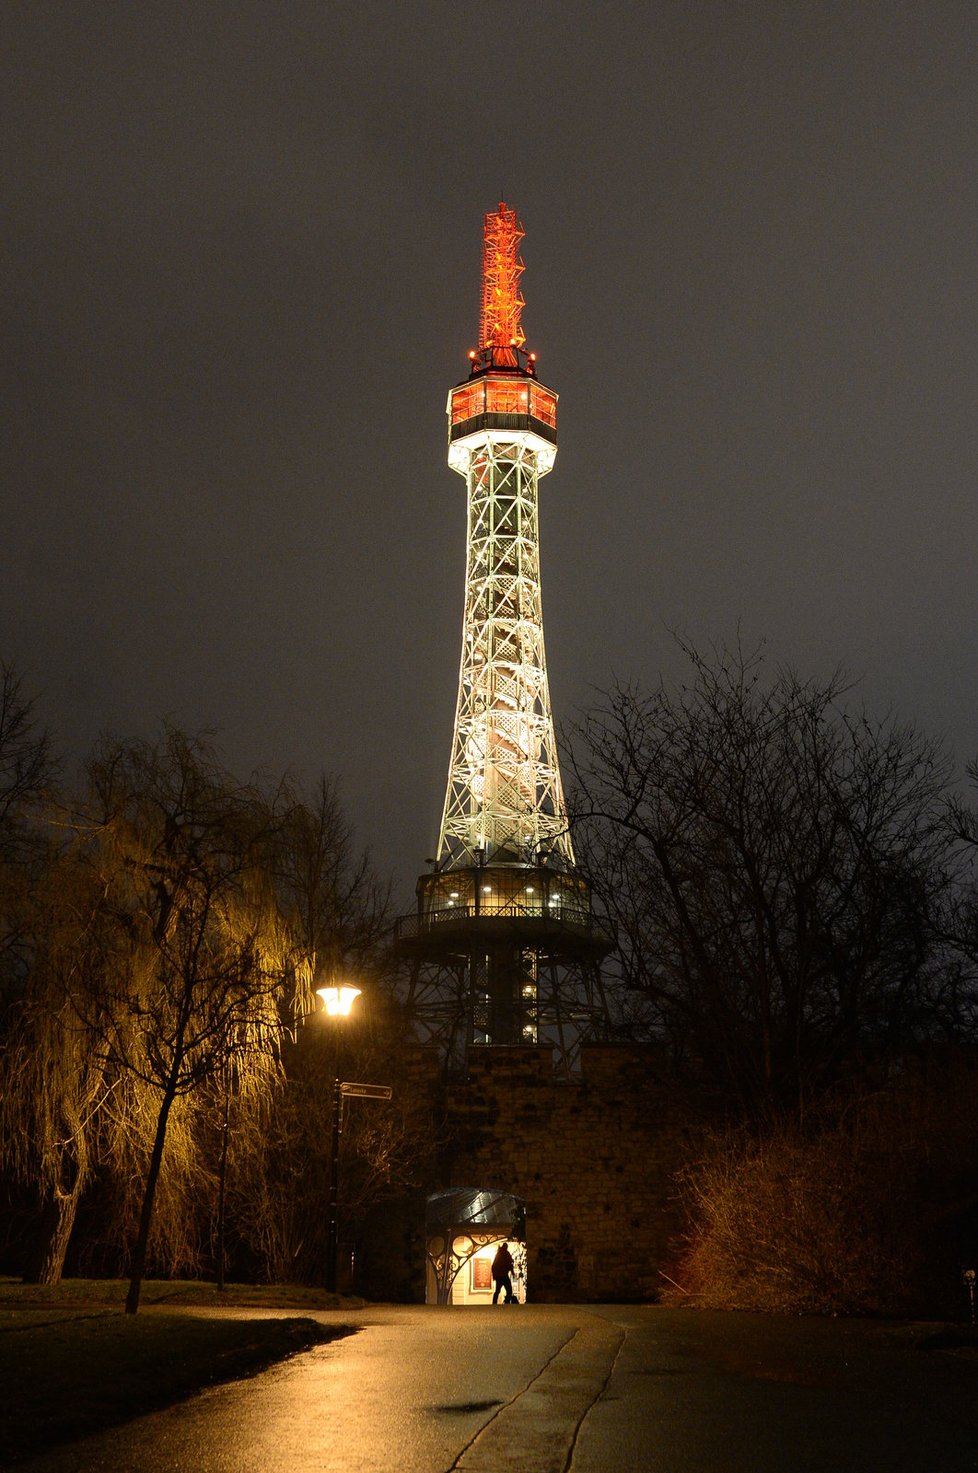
316, 984, 362, 1017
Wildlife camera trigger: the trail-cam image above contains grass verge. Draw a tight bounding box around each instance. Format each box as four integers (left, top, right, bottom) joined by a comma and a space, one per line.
0, 1290, 355, 1466
0, 1274, 366, 1311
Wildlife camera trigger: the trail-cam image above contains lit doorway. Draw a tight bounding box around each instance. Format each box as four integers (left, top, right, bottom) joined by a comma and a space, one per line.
425, 1188, 527, 1305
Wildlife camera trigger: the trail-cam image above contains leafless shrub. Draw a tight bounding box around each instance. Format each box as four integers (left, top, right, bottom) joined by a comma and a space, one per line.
669, 1057, 978, 1316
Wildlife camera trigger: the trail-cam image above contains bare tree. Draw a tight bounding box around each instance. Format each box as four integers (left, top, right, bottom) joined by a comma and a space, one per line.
0, 847, 117, 1281
0, 698, 406, 1293
568, 641, 951, 1118
0, 664, 89, 1283
77, 726, 311, 1312
0, 665, 55, 843
232, 995, 435, 1287
274, 774, 391, 992
932, 761, 978, 1037
225, 777, 429, 1288
0, 664, 57, 990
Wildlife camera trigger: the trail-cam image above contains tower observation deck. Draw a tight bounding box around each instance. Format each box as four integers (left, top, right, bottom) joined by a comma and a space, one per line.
397, 203, 613, 1072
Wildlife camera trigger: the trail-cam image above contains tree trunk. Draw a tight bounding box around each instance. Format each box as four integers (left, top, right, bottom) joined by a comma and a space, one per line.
22, 1112, 89, 1285
215, 1089, 230, 1291
24, 1183, 83, 1285
125, 1086, 176, 1315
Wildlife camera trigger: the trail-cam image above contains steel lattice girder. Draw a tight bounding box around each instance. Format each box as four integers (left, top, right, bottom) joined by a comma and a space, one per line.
403, 947, 611, 1077
437, 434, 572, 868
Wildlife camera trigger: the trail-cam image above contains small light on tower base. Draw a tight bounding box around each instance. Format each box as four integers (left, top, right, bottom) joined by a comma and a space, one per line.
317, 985, 362, 1017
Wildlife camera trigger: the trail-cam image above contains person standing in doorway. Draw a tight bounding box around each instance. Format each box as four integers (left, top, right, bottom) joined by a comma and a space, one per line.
492, 1241, 515, 1304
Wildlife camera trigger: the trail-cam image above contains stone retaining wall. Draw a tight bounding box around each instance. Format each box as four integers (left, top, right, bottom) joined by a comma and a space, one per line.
439, 1044, 694, 1301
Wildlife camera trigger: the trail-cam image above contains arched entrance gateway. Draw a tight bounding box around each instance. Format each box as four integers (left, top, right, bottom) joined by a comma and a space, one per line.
425, 1188, 527, 1305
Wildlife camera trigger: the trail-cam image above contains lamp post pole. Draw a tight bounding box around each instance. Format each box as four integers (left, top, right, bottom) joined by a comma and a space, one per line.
314, 984, 391, 1297
326, 1075, 342, 1294
324, 1079, 393, 1296
316, 985, 361, 1297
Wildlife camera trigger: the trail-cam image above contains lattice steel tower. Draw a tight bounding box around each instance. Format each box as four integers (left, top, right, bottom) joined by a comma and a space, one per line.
398, 202, 613, 1072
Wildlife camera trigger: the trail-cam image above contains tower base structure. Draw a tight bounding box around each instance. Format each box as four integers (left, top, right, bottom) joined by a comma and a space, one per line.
396, 864, 615, 1075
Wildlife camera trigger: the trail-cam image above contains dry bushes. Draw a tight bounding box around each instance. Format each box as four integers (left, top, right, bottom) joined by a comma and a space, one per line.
669, 1058, 978, 1317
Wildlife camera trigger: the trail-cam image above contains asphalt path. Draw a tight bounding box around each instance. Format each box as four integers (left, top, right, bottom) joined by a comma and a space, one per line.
17, 1304, 978, 1472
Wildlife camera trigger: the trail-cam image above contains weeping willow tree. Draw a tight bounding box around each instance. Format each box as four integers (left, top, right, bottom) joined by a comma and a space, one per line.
1, 707, 405, 1292
74, 1071, 211, 1280
0, 664, 92, 1284
77, 726, 313, 1313
0, 845, 114, 1282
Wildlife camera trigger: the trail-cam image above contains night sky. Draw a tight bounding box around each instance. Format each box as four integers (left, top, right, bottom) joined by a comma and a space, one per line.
4, 4, 978, 905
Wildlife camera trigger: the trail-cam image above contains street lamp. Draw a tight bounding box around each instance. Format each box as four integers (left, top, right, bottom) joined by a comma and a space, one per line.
316, 985, 360, 1295
317, 984, 361, 1016
314, 983, 392, 1295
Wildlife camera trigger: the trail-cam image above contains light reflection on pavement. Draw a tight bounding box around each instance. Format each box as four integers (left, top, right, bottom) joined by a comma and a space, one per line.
20, 1305, 593, 1473
17, 1303, 978, 1473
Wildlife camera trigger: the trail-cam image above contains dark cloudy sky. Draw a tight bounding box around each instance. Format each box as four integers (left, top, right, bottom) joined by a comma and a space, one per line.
3, 3, 977, 904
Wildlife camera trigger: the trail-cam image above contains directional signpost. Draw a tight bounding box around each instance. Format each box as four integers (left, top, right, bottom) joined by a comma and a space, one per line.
340, 1082, 393, 1100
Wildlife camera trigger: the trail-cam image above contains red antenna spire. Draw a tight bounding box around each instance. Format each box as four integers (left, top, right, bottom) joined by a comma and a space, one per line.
479, 201, 526, 367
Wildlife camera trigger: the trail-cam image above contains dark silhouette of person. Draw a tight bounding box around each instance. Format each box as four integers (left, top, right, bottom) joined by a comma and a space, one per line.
492, 1241, 515, 1304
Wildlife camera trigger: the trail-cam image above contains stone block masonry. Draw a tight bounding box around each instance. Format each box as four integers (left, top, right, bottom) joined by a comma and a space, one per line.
441, 1043, 696, 1302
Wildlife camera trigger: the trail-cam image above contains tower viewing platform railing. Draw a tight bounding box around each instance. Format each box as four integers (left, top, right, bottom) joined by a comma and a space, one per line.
395, 865, 616, 958
448, 372, 558, 450
449, 409, 557, 448
394, 902, 616, 948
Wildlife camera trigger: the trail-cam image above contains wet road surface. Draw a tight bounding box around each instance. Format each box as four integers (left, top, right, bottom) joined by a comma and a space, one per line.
18, 1303, 978, 1472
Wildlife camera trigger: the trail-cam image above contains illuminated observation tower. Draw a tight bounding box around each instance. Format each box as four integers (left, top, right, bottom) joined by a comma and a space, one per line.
397, 202, 614, 1073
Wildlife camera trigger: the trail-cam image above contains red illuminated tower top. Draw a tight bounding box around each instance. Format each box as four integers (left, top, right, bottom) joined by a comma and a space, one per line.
479, 201, 526, 367
450, 200, 555, 439
470, 201, 536, 376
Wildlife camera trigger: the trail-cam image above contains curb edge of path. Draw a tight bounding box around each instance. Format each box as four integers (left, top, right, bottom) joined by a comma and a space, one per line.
455, 1314, 625, 1473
